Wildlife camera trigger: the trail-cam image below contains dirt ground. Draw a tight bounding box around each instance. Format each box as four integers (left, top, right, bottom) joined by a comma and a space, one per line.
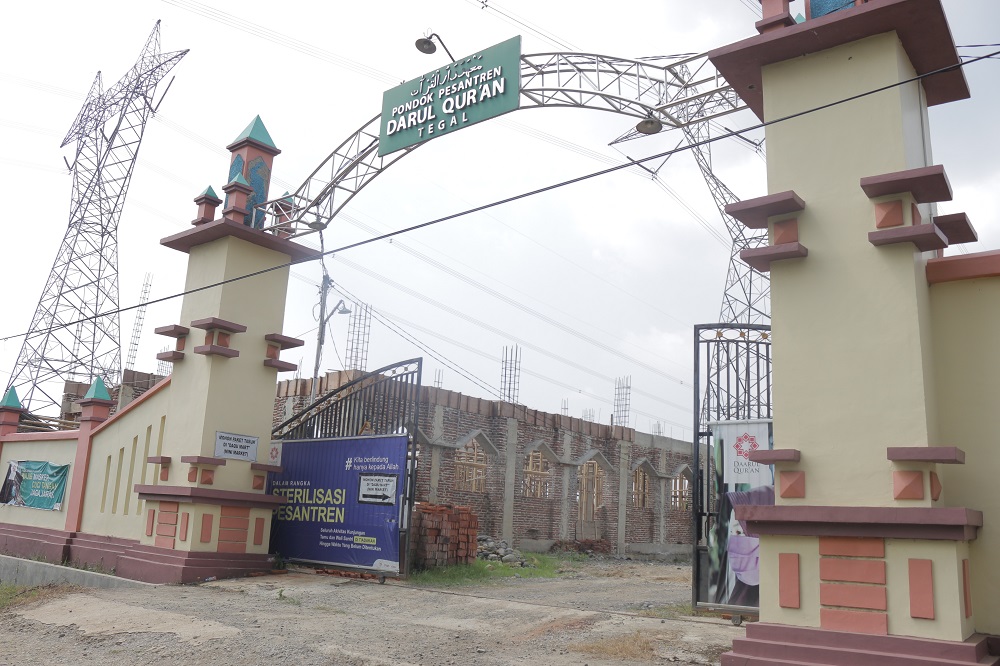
0, 559, 746, 665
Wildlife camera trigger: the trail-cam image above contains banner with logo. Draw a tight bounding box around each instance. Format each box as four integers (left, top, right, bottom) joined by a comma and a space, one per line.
269, 435, 408, 574
0, 461, 70, 511
707, 420, 773, 608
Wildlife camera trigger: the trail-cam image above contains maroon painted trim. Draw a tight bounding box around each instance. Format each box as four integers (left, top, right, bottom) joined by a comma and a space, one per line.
250, 462, 283, 473
134, 484, 285, 508
226, 136, 281, 156
1, 430, 78, 442
887, 446, 965, 464
263, 358, 297, 372
90, 377, 171, 437
155, 350, 184, 362
263, 333, 305, 349
725, 190, 804, 229
727, 622, 995, 665
190, 317, 248, 333
740, 242, 808, 272
735, 505, 982, 541
927, 250, 1000, 284
193, 193, 223, 206
707, 0, 969, 120
756, 11, 796, 34
860, 165, 952, 203
869, 224, 948, 252
933, 212, 977, 245
160, 218, 321, 263
221, 180, 253, 194
180, 455, 227, 466
147, 456, 172, 465
749, 449, 800, 463
154, 324, 189, 337
193, 344, 239, 358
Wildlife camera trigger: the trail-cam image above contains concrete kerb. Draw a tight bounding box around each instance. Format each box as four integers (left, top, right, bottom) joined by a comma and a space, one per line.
0, 554, 156, 590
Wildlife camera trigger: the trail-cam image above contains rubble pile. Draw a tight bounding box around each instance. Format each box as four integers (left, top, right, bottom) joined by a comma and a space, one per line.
476, 535, 530, 567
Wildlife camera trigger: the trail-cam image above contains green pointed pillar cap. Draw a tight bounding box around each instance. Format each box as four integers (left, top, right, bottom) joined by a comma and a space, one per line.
83, 377, 112, 401
197, 185, 221, 201
224, 172, 252, 191
227, 115, 280, 155
0, 386, 22, 410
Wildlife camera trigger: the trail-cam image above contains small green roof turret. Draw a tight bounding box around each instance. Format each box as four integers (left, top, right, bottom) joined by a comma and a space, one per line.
0, 386, 22, 410
198, 185, 220, 200
83, 377, 111, 401
229, 115, 277, 150
228, 172, 251, 188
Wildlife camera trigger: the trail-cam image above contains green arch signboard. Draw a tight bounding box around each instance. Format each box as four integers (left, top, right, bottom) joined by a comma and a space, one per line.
378, 36, 521, 156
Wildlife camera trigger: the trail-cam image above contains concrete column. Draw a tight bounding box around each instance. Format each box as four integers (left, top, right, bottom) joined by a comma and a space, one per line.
501, 418, 517, 543
616, 440, 629, 556
559, 431, 572, 539
428, 405, 443, 503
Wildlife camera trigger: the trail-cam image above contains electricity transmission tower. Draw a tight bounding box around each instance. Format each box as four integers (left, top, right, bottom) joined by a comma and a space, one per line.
5, 22, 186, 415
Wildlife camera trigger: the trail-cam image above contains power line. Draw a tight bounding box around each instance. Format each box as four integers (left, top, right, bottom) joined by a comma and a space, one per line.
3, 48, 996, 348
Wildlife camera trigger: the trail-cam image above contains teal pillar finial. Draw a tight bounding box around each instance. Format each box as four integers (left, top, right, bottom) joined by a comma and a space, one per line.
83, 377, 112, 401
0, 386, 22, 410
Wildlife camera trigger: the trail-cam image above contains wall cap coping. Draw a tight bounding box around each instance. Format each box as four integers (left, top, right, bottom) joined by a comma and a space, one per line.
886, 446, 965, 464
869, 223, 948, 252
154, 324, 190, 338
179, 456, 228, 466
927, 250, 1000, 285
90, 376, 171, 437
741, 242, 808, 272
190, 317, 247, 333
860, 165, 952, 203
749, 449, 800, 463
725, 190, 804, 229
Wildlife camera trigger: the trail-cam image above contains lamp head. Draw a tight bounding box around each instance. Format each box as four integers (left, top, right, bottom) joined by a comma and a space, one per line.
335, 303, 352, 315
636, 116, 663, 135
307, 220, 328, 230
415, 37, 437, 55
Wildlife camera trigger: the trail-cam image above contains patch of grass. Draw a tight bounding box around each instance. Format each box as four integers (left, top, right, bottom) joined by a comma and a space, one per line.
276, 588, 301, 606
572, 631, 656, 660
0, 584, 76, 611
637, 602, 693, 619
407, 553, 575, 587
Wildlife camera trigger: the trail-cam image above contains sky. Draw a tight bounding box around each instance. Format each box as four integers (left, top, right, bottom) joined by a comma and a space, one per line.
1, 0, 998, 438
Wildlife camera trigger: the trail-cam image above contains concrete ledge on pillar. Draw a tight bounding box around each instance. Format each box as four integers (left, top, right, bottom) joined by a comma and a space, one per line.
193, 344, 239, 358
179, 456, 227, 466
190, 317, 248, 333
869, 224, 948, 252
134, 484, 285, 509
934, 212, 977, 245
147, 456, 172, 465
749, 449, 800, 463
155, 350, 184, 362
735, 505, 982, 541
887, 447, 965, 464
725, 190, 805, 229
154, 324, 189, 338
740, 242, 808, 272
264, 333, 304, 349
927, 250, 1000, 284
860, 165, 952, 203
263, 359, 297, 372
250, 462, 283, 473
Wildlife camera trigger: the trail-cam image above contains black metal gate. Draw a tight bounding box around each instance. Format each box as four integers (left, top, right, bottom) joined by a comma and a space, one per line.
272, 357, 422, 576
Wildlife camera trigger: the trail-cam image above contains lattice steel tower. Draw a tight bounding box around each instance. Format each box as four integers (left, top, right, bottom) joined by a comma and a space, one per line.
5, 22, 186, 415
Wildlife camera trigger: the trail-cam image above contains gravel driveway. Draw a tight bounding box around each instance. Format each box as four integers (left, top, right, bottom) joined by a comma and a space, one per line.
0, 559, 744, 665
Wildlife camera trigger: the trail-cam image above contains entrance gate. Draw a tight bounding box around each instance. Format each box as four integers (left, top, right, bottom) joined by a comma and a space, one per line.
271, 358, 422, 577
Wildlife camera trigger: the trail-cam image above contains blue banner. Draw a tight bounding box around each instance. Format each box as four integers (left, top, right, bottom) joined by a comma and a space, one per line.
269, 435, 408, 573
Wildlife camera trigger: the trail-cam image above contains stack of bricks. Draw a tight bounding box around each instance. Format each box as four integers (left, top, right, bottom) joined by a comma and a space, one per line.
409, 503, 479, 569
